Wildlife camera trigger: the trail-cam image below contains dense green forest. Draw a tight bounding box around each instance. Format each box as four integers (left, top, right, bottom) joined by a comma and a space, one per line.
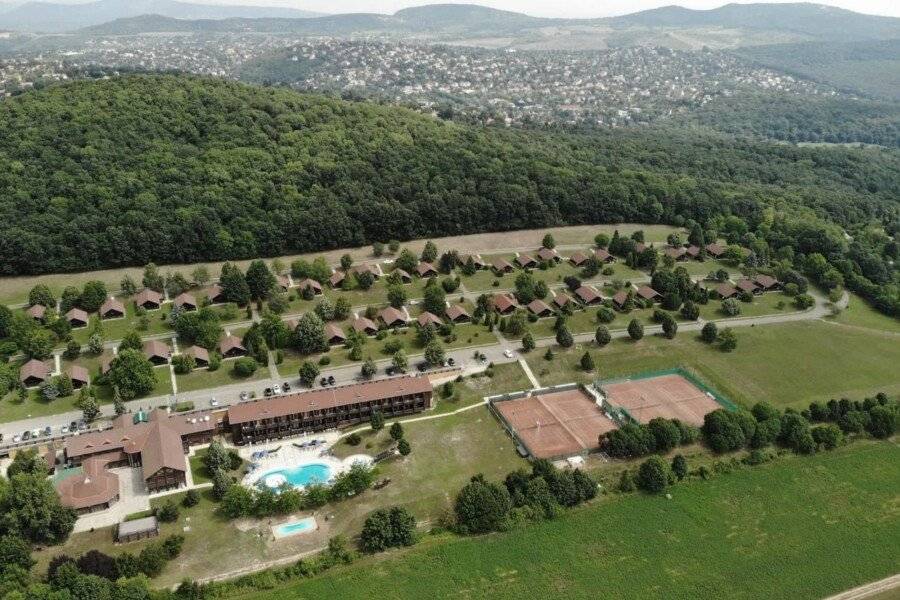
682, 92, 900, 148
0, 75, 896, 314
735, 39, 900, 100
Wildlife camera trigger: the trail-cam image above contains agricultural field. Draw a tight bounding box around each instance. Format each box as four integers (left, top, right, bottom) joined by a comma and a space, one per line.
527, 320, 900, 409
247, 441, 900, 600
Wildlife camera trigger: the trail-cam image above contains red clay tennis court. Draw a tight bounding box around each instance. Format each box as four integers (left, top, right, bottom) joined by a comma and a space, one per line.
600, 373, 721, 426
493, 388, 617, 459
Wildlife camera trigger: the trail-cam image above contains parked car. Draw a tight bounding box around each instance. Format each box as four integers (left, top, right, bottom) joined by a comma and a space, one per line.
22, 431, 31, 441
264, 387, 274, 397
273, 384, 282, 395
209, 397, 220, 407
69, 421, 78, 432
61, 425, 69, 435
31, 428, 41, 438
282, 382, 291, 392
416, 362, 428, 372
504, 349, 514, 359
12, 435, 21, 443
43, 426, 52, 436
239, 391, 250, 401
328, 375, 335, 385
77, 420, 88, 431
447, 358, 456, 366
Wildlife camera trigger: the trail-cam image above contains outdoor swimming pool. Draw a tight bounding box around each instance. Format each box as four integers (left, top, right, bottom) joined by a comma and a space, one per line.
258, 463, 332, 489
273, 516, 317, 538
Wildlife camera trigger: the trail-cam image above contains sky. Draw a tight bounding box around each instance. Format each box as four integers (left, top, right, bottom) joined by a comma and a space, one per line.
183, 0, 900, 18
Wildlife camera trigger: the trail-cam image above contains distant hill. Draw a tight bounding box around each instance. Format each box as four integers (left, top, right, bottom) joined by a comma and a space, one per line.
74, 2, 900, 48
736, 38, 900, 100
0, 0, 323, 33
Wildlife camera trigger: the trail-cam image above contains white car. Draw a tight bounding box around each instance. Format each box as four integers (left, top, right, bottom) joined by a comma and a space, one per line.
273, 384, 282, 395
209, 397, 220, 407
504, 349, 514, 359
61, 425, 69, 434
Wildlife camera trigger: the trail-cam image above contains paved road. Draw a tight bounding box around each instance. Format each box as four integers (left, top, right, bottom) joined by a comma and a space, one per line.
0, 287, 845, 448
822, 574, 900, 600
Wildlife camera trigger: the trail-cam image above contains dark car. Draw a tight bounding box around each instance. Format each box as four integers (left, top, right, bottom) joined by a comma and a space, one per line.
328, 375, 335, 385
282, 382, 291, 392
319, 377, 328, 387
447, 358, 455, 366
264, 387, 273, 397
416, 362, 428, 372
22, 430, 31, 441
69, 421, 78, 432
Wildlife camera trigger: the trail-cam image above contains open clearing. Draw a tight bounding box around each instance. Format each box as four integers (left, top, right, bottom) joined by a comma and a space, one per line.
528, 321, 900, 409
246, 441, 900, 600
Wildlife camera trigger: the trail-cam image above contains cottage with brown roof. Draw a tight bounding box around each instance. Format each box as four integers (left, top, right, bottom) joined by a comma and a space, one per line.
184, 346, 210, 368
351, 264, 382, 279
417, 311, 443, 328
329, 271, 346, 288
515, 254, 537, 269
380, 307, 408, 328
65, 308, 89, 328
297, 278, 323, 296
569, 252, 589, 267
390, 269, 412, 284
325, 323, 346, 345
67, 365, 89, 389
26, 304, 46, 322
173, 293, 197, 312
459, 254, 487, 270
135, 289, 163, 310
575, 286, 602, 305
276, 275, 291, 291
665, 247, 687, 261
636, 286, 661, 302
352, 317, 378, 336
219, 335, 246, 359
416, 262, 438, 278
492, 257, 515, 273
612, 290, 630, 310
100, 297, 125, 319
705, 243, 726, 258
735, 279, 762, 295
753, 275, 781, 291
446, 304, 471, 323
527, 299, 553, 317
143, 340, 171, 365
685, 245, 701, 259
552, 293, 573, 309
207, 284, 226, 304
19, 359, 49, 387
493, 294, 518, 314
715, 283, 739, 299
595, 248, 615, 263
537, 247, 559, 262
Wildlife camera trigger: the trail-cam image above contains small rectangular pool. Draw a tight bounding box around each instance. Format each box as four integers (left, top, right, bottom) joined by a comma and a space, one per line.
273, 516, 318, 539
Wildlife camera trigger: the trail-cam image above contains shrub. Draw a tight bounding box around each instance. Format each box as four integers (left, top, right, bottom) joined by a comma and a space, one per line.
360, 507, 416, 553
232, 357, 258, 377
156, 501, 179, 523
182, 489, 200, 508
346, 433, 362, 446
636, 456, 671, 494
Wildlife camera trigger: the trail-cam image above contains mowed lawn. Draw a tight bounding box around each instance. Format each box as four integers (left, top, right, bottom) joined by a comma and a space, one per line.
527, 320, 900, 409
245, 441, 900, 600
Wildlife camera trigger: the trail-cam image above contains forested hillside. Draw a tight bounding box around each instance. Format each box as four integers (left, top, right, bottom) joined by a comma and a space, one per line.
0, 75, 896, 312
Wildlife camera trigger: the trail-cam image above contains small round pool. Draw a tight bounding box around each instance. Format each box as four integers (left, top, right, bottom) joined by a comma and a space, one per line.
258, 463, 332, 489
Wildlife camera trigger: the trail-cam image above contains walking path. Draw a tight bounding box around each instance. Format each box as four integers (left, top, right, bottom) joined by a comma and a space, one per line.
822, 574, 900, 600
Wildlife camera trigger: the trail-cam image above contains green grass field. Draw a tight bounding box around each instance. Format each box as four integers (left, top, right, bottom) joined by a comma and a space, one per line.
527, 321, 900, 409
245, 441, 900, 600
826, 293, 900, 334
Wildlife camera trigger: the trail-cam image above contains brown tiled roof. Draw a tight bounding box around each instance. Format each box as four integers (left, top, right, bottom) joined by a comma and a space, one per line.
66, 308, 89, 324
612, 291, 629, 306
575, 286, 601, 303
227, 376, 433, 425
19, 359, 49, 383
135, 289, 163, 307
665, 247, 686, 259
184, 345, 209, 363
26, 304, 46, 319
325, 323, 346, 342
460, 254, 486, 267
136, 421, 186, 479
492, 257, 514, 271
380, 307, 407, 326
552, 293, 572, 307
515, 254, 536, 268
416, 262, 437, 277
56, 455, 120, 510
207, 284, 225, 302
329, 271, 345, 287
636, 285, 660, 300
446, 304, 471, 321
100, 297, 125, 317
277, 275, 291, 290
219, 335, 245, 355
144, 340, 170, 361
417, 311, 443, 327
67, 365, 89, 385
351, 264, 381, 278
685, 245, 701, 257
595, 248, 613, 261
527, 299, 553, 315
706, 243, 725, 256
297, 278, 323, 293
174, 293, 197, 309
569, 252, 588, 266
537, 248, 558, 261
352, 317, 377, 334
754, 274, 779, 289
391, 269, 412, 282
735, 279, 760, 293
493, 294, 518, 312
716, 283, 738, 298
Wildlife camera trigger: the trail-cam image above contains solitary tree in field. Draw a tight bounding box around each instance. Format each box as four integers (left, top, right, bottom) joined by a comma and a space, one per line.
595, 325, 611, 347
542, 233, 555, 249
390, 422, 404, 441
636, 456, 670, 494
580, 351, 595, 372
556, 324, 574, 348
718, 328, 737, 352
522, 332, 536, 352
398, 438, 411, 456
627, 319, 644, 341
701, 322, 718, 344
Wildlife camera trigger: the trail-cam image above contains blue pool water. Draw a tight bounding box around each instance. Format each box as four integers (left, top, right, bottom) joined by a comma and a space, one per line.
274, 517, 317, 537
260, 463, 332, 489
